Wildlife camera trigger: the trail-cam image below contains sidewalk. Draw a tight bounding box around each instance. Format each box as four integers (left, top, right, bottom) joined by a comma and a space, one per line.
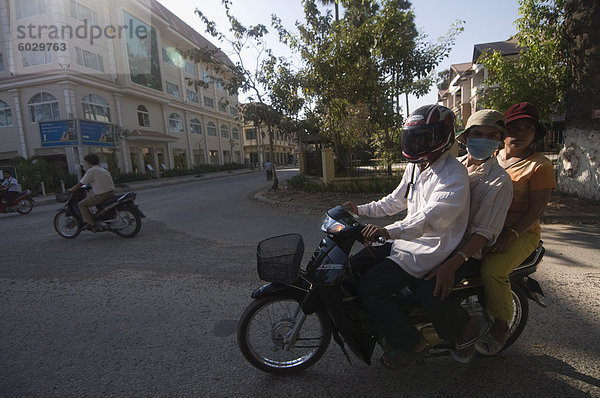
33, 167, 261, 207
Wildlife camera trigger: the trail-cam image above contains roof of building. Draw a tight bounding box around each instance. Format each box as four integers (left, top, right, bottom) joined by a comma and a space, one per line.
472, 37, 521, 63
150, 0, 235, 68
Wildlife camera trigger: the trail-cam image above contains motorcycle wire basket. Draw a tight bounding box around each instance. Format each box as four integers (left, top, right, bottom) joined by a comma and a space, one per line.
256, 233, 304, 284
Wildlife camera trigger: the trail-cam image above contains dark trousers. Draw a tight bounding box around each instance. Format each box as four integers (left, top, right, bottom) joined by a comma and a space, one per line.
353, 244, 470, 352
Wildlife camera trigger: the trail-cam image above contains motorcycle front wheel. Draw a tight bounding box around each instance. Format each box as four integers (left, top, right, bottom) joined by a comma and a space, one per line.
54, 209, 81, 239
237, 294, 331, 374
16, 198, 33, 214
114, 207, 141, 238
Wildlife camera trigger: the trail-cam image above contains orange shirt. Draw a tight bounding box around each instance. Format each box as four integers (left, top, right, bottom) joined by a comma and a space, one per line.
501, 152, 557, 234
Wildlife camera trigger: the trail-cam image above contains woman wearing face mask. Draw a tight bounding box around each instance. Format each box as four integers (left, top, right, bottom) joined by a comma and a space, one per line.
475, 102, 557, 356
424, 109, 513, 362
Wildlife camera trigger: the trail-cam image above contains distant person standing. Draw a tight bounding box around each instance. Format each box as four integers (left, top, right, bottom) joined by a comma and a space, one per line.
264, 160, 273, 181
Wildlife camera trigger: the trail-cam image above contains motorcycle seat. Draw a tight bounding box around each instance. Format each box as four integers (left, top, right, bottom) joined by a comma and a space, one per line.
97, 196, 118, 209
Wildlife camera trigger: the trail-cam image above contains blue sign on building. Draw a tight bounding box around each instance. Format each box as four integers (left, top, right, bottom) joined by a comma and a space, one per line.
81, 120, 115, 147
39, 120, 79, 147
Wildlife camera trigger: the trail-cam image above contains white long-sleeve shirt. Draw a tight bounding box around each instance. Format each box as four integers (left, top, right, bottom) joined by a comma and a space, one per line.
459, 155, 513, 259
357, 151, 470, 278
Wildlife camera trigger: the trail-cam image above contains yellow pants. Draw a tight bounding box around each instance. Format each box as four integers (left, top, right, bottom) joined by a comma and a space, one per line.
480, 231, 540, 321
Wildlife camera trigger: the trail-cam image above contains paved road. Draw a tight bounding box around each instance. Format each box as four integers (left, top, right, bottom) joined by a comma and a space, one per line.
1, 170, 599, 397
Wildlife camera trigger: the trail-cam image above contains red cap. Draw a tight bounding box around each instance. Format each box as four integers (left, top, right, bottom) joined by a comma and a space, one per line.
504, 102, 546, 140
504, 102, 539, 124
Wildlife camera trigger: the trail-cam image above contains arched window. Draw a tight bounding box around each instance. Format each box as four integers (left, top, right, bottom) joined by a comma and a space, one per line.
231, 127, 239, 139
82, 94, 111, 122
0, 100, 13, 127
207, 121, 217, 136
190, 118, 202, 134
168, 112, 183, 132
137, 105, 149, 127
28, 92, 60, 122
220, 124, 229, 138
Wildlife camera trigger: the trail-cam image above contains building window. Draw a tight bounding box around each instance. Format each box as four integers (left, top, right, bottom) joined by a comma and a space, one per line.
168, 113, 183, 132
220, 124, 229, 138
186, 89, 199, 103
70, 0, 98, 24
204, 96, 214, 108
245, 128, 257, 140
201, 69, 211, 84
207, 121, 217, 136
0, 100, 13, 127
0, 54, 4, 71
28, 92, 60, 122
75, 47, 104, 72
229, 106, 238, 117
166, 81, 180, 98
17, 0, 46, 19
137, 105, 150, 127
162, 48, 178, 66
123, 11, 162, 91
184, 61, 196, 76
82, 94, 111, 122
22, 51, 52, 68
218, 101, 227, 113
190, 118, 202, 134
231, 127, 239, 139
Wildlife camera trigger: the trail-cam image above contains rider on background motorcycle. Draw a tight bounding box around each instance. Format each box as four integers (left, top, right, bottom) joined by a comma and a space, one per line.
68, 153, 115, 231
1, 170, 21, 203
344, 104, 470, 369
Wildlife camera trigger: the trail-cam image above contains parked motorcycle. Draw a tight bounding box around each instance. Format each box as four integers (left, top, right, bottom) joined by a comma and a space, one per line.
53, 186, 145, 239
237, 205, 546, 374
0, 190, 34, 214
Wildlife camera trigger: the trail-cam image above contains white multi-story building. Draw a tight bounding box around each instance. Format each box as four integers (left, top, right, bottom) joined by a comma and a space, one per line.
0, 0, 243, 176
438, 37, 520, 126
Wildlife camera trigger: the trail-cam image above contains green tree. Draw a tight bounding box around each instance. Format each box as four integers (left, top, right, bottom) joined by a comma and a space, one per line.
478, 0, 568, 121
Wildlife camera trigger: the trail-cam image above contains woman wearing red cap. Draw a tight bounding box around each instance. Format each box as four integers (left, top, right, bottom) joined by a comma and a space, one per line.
476, 102, 557, 356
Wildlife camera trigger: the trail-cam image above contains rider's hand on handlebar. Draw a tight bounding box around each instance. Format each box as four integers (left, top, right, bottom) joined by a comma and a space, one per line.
361, 224, 390, 243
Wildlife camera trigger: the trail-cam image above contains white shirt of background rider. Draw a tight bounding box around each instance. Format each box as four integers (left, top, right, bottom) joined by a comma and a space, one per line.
357, 151, 470, 278
2, 176, 21, 192
80, 165, 115, 195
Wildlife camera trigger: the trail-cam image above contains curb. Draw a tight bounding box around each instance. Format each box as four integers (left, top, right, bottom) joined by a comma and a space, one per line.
32, 168, 261, 208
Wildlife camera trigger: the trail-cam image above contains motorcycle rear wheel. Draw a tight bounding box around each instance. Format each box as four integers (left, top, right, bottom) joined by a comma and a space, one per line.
54, 209, 81, 239
238, 295, 331, 374
114, 207, 141, 238
16, 198, 33, 214
501, 282, 529, 352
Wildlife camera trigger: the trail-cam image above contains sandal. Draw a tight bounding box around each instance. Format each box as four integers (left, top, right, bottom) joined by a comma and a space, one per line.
451, 334, 478, 364
475, 331, 506, 356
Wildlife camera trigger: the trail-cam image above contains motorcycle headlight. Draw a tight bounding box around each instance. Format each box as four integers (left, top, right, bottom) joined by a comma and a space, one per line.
320, 214, 345, 234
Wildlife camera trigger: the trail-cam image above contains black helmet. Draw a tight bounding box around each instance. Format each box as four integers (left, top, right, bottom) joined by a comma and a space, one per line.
402, 104, 456, 163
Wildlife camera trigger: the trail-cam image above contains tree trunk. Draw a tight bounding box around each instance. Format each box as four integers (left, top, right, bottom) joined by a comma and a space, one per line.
556, 0, 600, 201
269, 126, 279, 190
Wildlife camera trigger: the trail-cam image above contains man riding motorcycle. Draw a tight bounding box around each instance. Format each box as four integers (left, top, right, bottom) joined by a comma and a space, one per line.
1, 170, 21, 203
344, 104, 471, 369
68, 154, 115, 231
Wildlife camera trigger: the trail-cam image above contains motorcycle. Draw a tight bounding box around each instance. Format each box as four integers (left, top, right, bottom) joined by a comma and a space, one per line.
0, 190, 34, 214
237, 205, 547, 374
53, 186, 145, 239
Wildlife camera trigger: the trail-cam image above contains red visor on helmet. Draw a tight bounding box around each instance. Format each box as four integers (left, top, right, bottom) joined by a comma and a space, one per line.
402, 105, 456, 163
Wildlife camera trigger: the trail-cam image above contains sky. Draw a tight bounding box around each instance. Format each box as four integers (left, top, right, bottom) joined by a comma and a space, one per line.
160, 0, 521, 113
